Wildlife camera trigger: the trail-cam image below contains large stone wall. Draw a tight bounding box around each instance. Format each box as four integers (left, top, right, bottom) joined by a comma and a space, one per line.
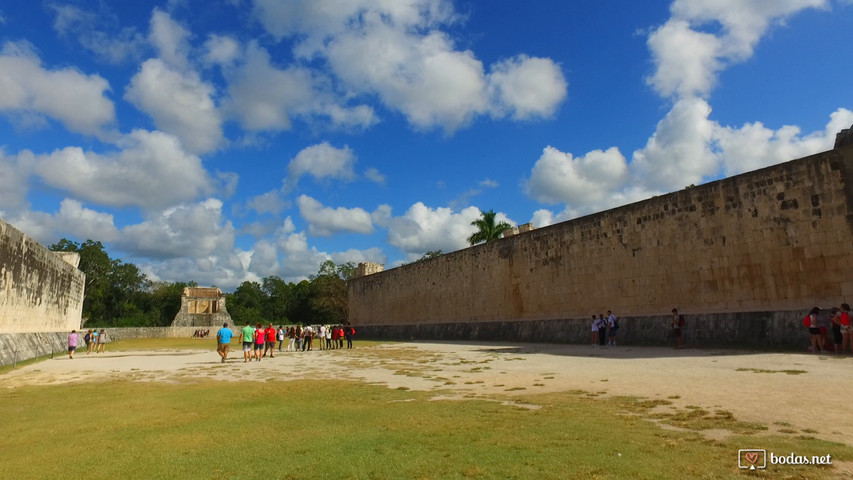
0, 218, 86, 333
349, 146, 853, 344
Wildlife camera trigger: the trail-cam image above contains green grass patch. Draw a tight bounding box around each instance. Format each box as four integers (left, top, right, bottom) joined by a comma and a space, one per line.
2, 348, 851, 479
735, 368, 808, 375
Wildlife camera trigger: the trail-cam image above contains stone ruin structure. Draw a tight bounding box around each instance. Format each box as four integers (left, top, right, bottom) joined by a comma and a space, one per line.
835, 123, 853, 149
502, 223, 535, 238
171, 287, 232, 327
349, 136, 853, 348
356, 262, 384, 277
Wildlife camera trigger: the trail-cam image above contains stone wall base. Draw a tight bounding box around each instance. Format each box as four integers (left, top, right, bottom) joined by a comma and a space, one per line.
0, 327, 203, 367
355, 310, 818, 350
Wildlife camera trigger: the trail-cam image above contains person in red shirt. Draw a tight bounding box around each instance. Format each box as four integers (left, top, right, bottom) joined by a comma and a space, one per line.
263, 324, 277, 358
253, 323, 265, 361
840, 303, 851, 354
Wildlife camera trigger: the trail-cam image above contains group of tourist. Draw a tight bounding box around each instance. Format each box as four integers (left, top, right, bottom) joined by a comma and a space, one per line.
66, 329, 107, 358
192, 329, 210, 338
591, 308, 686, 349
590, 310, 619, 347
215, 322, 356, 363
805, 304, 852, 354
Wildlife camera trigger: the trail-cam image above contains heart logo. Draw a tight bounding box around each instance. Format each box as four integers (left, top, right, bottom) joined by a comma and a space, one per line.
745, 452, 759, 464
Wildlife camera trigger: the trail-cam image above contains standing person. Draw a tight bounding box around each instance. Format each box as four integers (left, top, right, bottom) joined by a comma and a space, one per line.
591, 315, 600, 348
830, 307, 843, 354
303, 325, 314, 351
277, 326, 285, 352
96, 329, 107, 353
345, 324, 355, 349
805, 307, 823, 353
84, 329, 93, 354
253, 323, 265, 361
67, 330, 78, 359
606, 314, 617, 346
598, 313, 607, 347
216, 323, 233, 363
839, 303, 851, 355
337, 325, 345, 349
263, 324, 276, 358
241, 323, 255, 362
317, 325, 327, 350
295, 325, 303, 351
286, 327, 296, 352
671, 308, 685, 349
91, 329, 99, 352
325, 325, 333, 350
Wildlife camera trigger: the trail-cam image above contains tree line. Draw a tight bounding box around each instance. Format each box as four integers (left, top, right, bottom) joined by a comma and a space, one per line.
49, 239, 353, 328
47, 210, 509, 327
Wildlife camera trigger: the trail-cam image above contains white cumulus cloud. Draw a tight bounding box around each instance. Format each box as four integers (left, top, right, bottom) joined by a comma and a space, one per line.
0, 41, 115, 136
296, 195, 374, 237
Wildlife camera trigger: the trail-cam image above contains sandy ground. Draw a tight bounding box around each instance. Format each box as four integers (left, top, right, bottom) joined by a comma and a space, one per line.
3, 341, 852, 448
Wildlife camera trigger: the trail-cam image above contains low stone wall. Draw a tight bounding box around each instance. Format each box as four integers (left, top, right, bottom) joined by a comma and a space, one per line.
354, 310, 817, 350
0, 327, 206, 367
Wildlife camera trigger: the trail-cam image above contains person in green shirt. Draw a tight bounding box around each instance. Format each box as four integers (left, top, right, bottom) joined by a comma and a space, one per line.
241, 324, 255, 362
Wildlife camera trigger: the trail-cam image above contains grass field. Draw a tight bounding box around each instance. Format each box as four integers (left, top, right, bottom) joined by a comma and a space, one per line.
1, 339, 849, 480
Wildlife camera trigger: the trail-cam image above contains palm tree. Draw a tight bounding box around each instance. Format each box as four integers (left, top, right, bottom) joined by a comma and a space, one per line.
467, 209, 513, 246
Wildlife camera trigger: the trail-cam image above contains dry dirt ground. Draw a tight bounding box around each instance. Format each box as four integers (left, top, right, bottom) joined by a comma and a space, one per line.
3, 341, 852, 448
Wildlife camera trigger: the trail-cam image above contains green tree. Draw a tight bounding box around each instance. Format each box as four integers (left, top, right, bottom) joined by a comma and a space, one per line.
227, 281, 266, 325
262, 276, 292, 323
310, 260, 350, 324
467, 210, 513, 246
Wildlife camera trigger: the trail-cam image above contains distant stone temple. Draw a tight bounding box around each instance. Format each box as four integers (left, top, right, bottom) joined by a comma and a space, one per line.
356, 262, 384, 277
171, 287, 232, 327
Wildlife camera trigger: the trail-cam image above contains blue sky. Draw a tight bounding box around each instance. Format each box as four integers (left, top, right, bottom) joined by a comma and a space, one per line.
1, 0, 851, 289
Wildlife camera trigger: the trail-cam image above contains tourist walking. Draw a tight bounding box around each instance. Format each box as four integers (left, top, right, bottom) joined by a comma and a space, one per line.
96, 329, 107, 353
67, 330, 78, 359
263, 324, 276, 358
84, 329, 93, 354
216, 323, 233, 363
241, 323, 255, 362
253, 323, 265, 361
325, 325, 332, 350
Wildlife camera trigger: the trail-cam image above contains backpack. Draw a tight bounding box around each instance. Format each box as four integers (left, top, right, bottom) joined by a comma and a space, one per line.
678, 315, 685, 327
802, 316, 810, 328
612, 318, 619, 330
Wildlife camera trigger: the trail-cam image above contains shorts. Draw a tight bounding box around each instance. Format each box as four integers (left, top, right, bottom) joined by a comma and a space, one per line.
673, 328, 682, 337
242, 342, 252, 352
254, 343, 264, 351
68, 346, 76, 352
808, 327, 821, 335
841, 324, 852, 334
608, 330, 616, 338
266, 341, 276, 349
217, 343, 230, 355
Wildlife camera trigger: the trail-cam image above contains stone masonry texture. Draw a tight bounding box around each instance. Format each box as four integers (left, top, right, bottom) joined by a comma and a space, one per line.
0, 217, 85, 333
349, 146, 853, 347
